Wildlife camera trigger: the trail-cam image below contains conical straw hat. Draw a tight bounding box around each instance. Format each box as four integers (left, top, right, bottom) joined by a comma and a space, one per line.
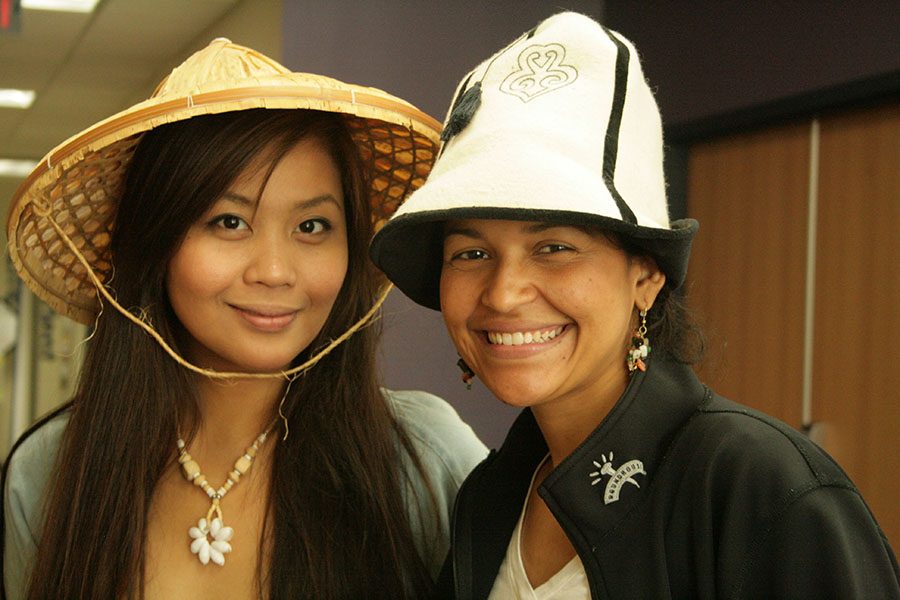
7, 38, 441, 325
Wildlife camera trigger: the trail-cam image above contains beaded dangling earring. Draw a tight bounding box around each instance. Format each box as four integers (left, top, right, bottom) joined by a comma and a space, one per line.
457, 357, 475, 389
627, 308, 650, 373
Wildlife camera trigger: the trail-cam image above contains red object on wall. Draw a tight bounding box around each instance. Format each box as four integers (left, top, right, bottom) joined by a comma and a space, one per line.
1, 0, 21, 33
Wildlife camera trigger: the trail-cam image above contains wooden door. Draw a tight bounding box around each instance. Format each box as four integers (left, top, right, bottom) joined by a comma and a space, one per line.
685, 102, 899, 548
812, 103, 900, 547
687, 122, 810, 427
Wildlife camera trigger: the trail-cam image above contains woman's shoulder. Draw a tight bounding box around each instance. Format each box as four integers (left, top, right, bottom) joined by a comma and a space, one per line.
676, 395, 900, 597
5, 407, 70, 511
385, 388, 468, 431
4, 406, 71, 597
671, 392, 861, 511
6, 408, 70, 481
382, 388, 488, 485
381, 389, 488, 581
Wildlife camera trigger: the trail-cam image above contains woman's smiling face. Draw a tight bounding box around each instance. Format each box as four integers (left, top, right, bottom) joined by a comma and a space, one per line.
166, 135, 348, 373
440, 219, 664, 414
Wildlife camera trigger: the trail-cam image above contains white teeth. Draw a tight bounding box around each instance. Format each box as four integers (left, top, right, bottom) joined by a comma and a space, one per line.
487, 326, 564, 346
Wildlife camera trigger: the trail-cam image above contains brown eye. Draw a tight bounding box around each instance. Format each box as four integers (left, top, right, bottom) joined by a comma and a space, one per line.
452, 249, 488, 261
211, 214, 248, 230
297, 219, 330, 234
222, 215, 242, 229
537, 243, 572, 254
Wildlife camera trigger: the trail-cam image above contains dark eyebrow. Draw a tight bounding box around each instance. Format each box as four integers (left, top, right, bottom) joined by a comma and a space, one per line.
443, 224, 482, 240
219, 192, 342, 212
523, 222, 562, 234
294, 194, 343, 212
443, 221, 566, 239
220, 192, 255, 207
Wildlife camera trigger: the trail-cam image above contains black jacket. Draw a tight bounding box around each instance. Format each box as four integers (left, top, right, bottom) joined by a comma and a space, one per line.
437, 358, 900, 599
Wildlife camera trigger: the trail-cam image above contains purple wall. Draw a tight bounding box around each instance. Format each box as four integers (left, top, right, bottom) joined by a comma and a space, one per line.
282, 2, 899, 449
604, 1, 900, 130
283, 1, 605, 128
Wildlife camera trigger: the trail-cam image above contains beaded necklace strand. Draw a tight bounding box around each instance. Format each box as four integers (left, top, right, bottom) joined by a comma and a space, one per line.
177, 428, 272, 566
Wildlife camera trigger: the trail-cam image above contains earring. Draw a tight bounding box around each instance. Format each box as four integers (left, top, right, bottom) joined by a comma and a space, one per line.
627, 308, 650, 373
457, 357, 475, 390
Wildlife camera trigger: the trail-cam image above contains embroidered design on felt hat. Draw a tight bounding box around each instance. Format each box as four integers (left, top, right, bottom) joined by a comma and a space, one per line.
499, 42, 578, 102
7, 38, 441, 325
370, 12, 699, 310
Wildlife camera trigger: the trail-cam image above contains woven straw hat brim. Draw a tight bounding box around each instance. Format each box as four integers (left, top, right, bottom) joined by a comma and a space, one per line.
7, 70, 440, 325
370, 207, 697, 311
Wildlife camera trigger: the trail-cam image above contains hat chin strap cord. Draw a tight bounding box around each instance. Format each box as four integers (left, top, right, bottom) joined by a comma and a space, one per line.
33, 199, 392, 382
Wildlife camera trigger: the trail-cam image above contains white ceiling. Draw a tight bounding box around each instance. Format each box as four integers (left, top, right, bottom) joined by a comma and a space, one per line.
0, 0, 281, 228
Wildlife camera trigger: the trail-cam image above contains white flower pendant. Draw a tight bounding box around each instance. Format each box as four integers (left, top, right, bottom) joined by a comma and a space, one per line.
189, 517, 233, 566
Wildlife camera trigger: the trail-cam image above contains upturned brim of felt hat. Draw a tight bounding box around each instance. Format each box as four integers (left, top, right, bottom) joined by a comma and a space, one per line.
6, 41, 441, 325
370, 207, 698, 311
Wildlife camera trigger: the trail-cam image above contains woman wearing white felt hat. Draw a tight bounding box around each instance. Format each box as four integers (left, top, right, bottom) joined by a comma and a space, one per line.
371, 12, 899, 599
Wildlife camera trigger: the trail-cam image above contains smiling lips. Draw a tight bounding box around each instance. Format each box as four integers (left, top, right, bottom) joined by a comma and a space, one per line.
486, 326, 565, 346
231, 305, 298, 332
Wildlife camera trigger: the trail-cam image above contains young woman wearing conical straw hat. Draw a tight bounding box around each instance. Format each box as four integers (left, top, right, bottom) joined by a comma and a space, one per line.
2, 39, 486, 599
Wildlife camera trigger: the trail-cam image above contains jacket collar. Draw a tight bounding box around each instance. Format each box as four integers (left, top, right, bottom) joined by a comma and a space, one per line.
451, 358, 708, 597
538, 357, 709, 544
449, 402, 546, 599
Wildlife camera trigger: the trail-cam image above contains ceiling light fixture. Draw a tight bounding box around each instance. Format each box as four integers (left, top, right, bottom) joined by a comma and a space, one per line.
21, 0, 100, 12
0, 89, 35, 109
0, 159, 38, 178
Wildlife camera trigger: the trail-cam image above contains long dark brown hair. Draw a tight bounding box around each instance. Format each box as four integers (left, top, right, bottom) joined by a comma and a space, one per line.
25, 109, 436, 598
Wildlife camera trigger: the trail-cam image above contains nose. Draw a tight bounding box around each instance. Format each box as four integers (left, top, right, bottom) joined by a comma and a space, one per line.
480, 258, 535, 312
243, 235, 296, 287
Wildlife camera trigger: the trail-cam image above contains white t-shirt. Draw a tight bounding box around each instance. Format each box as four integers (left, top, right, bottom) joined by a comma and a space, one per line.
488, 456, 590, 600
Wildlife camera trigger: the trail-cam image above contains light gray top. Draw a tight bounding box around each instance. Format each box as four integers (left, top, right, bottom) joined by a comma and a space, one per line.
3, 388, 487, 598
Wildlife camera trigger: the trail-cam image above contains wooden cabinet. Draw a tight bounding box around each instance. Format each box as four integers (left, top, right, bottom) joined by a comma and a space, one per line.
686, 102, 899, 549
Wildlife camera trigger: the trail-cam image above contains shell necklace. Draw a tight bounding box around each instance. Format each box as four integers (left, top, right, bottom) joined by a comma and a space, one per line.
176, 428, 272, 566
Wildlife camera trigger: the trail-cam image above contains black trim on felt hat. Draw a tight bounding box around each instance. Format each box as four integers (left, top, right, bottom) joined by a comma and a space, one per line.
599, 24, 638, 225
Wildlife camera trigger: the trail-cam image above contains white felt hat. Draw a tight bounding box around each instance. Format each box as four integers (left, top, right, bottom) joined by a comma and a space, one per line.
371, 12, 698, 310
